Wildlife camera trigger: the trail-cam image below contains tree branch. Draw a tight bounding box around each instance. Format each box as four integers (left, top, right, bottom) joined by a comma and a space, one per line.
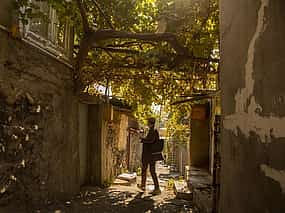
76, 0, 90, 32
76, 26, 218, 92
75, 34, 93, 91
93, 46, 140, 54
103, 49, 114, 59
91, 0, 114, 29
106, 41, 156, 48
89, 29, 190, 56
191, 4, 212, 41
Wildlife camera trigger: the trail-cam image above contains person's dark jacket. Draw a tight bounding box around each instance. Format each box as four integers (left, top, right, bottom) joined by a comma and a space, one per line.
141, 128, 162, 163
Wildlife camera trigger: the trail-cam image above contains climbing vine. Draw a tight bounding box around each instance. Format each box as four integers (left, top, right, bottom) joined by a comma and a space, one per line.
0, 91, 51, 208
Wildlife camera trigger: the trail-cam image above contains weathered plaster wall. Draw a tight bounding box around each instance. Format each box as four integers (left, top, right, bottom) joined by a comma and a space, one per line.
0, 0, 13, 28
0, 28, 79, 200
220, 0, 285, 212
128, 130, 142, 172
88, 104, 129, 185
88, 103, 112, 185
87, 104, 134, 186
78, 103, 88, 185
101, 104, 116, 184
117, 113, 128, 151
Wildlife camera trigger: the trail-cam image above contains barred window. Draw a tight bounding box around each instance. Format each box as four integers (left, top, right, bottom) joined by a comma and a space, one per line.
22, 0, 72, 60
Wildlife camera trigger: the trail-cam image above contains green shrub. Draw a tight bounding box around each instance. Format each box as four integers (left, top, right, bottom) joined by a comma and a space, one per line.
136, 167, 142, 176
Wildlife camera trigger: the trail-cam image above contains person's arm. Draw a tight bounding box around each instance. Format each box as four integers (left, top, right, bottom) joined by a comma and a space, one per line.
141, 129, 156, 144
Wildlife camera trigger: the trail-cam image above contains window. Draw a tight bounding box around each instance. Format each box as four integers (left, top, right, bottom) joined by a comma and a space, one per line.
22, 0, 73, 60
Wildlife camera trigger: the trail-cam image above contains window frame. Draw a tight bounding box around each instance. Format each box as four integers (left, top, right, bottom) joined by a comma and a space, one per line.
20, 1, 73, 62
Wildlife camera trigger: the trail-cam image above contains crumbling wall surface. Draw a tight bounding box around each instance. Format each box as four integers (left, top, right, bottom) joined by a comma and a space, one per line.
220, 0, 285, 212
0, 30, 79, 203
0, 93, 50, 209
102, 105, 116, 185
117, 113, 128, 151
88, 104, 121, 186
89, 104, 124, 186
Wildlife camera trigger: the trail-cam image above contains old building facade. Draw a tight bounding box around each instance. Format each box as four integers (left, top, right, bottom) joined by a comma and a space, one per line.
0, 1, 141, 204
0, 0, 79, 201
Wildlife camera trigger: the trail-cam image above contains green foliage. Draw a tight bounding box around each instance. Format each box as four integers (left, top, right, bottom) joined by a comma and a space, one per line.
16, 0, 219, 123
102, 179, 113, 188
136, 167, 142, 176
167, 178, 175, 188
0, 92, 50, 206
166, 103, 191, 146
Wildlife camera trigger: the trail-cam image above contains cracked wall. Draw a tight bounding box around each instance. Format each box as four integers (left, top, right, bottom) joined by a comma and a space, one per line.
220, 0, 285, 212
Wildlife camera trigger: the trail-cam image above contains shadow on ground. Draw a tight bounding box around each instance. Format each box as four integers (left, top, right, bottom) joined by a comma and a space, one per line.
0, 186, 196, 213
60, 186, 195, 213
0, 164, 198, 213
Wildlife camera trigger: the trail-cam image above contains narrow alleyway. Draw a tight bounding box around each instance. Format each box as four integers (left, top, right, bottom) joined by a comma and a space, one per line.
0, 163, 197, 213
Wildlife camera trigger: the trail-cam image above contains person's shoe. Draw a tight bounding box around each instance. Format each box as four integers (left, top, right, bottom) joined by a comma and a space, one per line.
151, 188, 161, 195
137, 184, 146, 191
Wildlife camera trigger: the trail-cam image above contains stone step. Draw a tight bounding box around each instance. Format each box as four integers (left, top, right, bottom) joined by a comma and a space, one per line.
113, 178, 132, 186
117, 173, 137, 183
174, 180, 193, 201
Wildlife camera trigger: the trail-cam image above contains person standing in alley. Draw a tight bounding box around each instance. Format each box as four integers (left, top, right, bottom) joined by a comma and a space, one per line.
138, 117, 162, 195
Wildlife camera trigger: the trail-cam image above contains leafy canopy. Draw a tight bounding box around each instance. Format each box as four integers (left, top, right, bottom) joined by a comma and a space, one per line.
17, 0, 219, 124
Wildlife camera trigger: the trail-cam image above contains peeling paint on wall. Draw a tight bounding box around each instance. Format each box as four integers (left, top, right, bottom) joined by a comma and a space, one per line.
260, 164, 285, 193
223, 0, 285, 142
225, 111, 285, 143
235, 0, 270, 113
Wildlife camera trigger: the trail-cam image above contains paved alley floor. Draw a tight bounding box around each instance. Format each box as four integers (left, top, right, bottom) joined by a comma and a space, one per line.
62, 184, 196, 213
55, 163, 196, 213
0, 163, 198, 213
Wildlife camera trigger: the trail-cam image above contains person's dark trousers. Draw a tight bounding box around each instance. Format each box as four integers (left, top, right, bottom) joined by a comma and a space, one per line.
141, 161, 159, 190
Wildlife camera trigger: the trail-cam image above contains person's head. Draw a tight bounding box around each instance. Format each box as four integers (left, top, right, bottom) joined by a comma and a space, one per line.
147, 117, 156, 128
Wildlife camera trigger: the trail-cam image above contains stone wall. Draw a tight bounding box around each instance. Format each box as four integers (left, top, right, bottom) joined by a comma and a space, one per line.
0, 16, 79, 203
220, 0, 285, 212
